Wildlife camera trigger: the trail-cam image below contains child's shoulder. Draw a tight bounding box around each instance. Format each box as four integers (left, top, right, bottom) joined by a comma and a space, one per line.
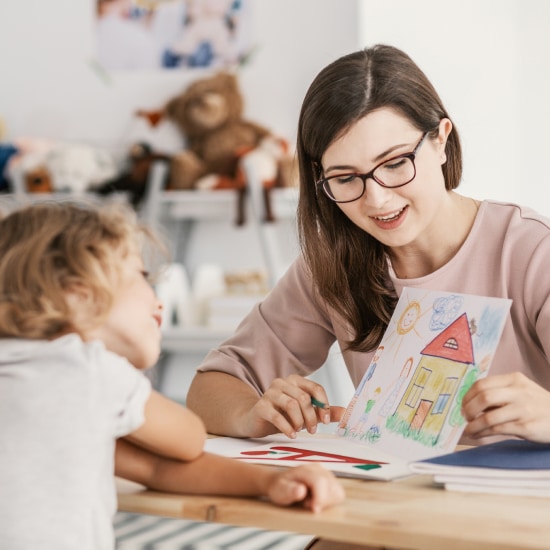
49, 334, 144, 381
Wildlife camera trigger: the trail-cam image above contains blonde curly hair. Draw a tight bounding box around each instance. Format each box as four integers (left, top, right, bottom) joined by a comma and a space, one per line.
0, 200, 162, 340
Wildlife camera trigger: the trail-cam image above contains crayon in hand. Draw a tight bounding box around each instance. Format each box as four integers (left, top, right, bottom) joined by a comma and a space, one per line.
310, 396, 328, 409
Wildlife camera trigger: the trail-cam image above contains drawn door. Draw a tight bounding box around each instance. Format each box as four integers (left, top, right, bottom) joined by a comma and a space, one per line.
411, 399, 432, 430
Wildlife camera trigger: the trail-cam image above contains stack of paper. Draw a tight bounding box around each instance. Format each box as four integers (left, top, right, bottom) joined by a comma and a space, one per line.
410, 439, 550, 497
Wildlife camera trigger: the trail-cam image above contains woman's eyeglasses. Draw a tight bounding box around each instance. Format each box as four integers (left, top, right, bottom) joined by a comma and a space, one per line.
316, 132, 429, 204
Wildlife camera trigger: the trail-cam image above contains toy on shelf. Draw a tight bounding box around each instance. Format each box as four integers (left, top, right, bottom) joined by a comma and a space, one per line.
44, 143, 118, 194
138, 71, 295, 225
1, 137, 55, 194
6, 139, 118, 195
95, 142, 170, 208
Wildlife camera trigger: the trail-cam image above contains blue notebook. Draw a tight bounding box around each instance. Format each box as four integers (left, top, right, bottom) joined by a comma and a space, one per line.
412, 439, 550, 471
410, 440, 550, 497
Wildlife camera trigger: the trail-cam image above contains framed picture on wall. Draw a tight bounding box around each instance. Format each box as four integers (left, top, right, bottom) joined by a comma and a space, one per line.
95, 0, 252, 71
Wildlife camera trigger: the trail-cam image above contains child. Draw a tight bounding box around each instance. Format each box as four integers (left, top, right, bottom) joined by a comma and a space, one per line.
0, 200, 344, 550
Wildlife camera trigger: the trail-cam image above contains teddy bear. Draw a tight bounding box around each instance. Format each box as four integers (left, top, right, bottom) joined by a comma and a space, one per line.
162, 71, 292, 225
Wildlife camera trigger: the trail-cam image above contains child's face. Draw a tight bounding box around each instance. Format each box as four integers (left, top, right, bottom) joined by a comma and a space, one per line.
87, 251, 163, 370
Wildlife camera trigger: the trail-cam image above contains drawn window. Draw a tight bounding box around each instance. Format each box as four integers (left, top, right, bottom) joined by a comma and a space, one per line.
406, 367, 432, 408
432, 377, 459, 414
443, 337, 459, 350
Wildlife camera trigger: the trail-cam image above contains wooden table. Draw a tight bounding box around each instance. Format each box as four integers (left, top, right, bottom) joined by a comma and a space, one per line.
117, 471, 550, 550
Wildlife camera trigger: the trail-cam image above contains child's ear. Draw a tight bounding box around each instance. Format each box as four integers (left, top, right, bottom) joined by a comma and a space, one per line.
64, 285, 97, 333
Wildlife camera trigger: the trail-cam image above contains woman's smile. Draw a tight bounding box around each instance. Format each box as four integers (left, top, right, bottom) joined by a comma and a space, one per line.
370, 205, 409, 230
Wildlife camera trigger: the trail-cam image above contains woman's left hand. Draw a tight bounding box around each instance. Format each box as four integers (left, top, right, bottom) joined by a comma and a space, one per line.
461, 372, 550, 443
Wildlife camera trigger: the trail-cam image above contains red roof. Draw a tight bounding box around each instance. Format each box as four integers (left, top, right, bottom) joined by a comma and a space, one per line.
420, 313, 474, 364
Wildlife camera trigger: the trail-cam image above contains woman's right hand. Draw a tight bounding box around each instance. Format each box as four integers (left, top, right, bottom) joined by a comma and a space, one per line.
243, 374, 346, 438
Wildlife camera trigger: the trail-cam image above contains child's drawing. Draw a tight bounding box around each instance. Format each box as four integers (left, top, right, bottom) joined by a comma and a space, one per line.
338, 287, 511, 460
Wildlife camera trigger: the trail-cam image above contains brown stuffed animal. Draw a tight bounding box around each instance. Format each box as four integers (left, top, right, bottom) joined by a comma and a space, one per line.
164, 71, 283, 225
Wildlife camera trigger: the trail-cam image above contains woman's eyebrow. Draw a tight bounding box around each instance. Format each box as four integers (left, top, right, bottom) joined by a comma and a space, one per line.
324, 141, 411, 173
373, 142, 410, 162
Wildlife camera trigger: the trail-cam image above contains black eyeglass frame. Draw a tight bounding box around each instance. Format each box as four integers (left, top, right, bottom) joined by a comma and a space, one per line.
316, 131, 430, 204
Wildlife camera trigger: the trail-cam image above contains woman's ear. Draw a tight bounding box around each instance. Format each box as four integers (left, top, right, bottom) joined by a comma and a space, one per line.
437, 118, 453, 164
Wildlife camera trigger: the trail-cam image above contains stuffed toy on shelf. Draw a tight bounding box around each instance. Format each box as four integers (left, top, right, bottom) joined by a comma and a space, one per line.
95, 142, 170, 208
141, 71, 294, 225
5, 139, 118, 196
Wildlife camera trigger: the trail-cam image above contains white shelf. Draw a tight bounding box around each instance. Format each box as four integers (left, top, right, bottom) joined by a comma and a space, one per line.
160, 326, 234, 353
151, 187, 298, 221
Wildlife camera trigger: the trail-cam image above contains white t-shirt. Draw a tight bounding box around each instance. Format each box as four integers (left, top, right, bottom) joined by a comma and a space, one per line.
0, 334, 151, 550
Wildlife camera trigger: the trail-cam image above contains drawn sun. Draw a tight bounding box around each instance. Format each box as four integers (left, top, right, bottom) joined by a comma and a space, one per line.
384, 291, 431, 358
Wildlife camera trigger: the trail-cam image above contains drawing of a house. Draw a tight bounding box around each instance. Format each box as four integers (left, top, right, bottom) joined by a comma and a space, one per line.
389, 313, 474, 444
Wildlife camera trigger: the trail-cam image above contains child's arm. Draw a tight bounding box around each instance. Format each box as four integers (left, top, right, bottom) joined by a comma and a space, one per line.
116, 438, 345, 513
124, 389, 207, 461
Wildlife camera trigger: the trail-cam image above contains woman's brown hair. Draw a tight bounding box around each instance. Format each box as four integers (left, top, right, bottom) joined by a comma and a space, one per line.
296, 44, 462, 351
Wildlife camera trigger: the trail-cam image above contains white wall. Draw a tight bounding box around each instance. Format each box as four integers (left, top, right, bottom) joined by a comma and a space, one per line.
359, 0, 550, 213
0, 0, 359, 154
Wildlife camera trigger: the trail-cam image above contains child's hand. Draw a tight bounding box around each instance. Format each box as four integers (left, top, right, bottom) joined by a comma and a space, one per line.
462, 372, 550, 442
266, 464, 345, 512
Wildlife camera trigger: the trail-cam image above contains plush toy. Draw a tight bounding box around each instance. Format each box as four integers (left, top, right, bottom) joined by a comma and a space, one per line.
12, 141, 118, 194
45, 143, 118, 193
95, 142, 170, 208
163, 71, 290, 224
2, 137, 55, 193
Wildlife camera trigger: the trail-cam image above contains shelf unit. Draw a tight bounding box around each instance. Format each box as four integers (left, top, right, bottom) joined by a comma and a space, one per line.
142, 161, 300, 356
160, 326, 235, 353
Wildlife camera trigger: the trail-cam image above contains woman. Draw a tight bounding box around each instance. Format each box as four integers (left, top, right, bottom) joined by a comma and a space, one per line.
187, 44, 550, 449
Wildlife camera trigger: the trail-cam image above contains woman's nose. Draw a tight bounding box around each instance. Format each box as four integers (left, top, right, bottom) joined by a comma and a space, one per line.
364, 178, 394, 207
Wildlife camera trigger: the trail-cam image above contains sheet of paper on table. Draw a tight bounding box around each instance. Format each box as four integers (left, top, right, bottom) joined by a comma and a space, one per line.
205, 432, 413, 480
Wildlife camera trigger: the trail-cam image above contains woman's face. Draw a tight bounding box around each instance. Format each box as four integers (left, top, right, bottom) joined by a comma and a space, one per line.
320, 107, 452, 251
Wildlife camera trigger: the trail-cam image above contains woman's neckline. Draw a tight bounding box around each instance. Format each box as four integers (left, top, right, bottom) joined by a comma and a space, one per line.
388, 197, 484, 281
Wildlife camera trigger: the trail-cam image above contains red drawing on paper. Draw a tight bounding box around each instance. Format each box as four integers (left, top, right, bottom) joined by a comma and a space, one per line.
240, 446, 386, 466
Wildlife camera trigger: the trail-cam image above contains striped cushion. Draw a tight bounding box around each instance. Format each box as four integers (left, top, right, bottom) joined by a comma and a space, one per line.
114, 512, 313, 549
